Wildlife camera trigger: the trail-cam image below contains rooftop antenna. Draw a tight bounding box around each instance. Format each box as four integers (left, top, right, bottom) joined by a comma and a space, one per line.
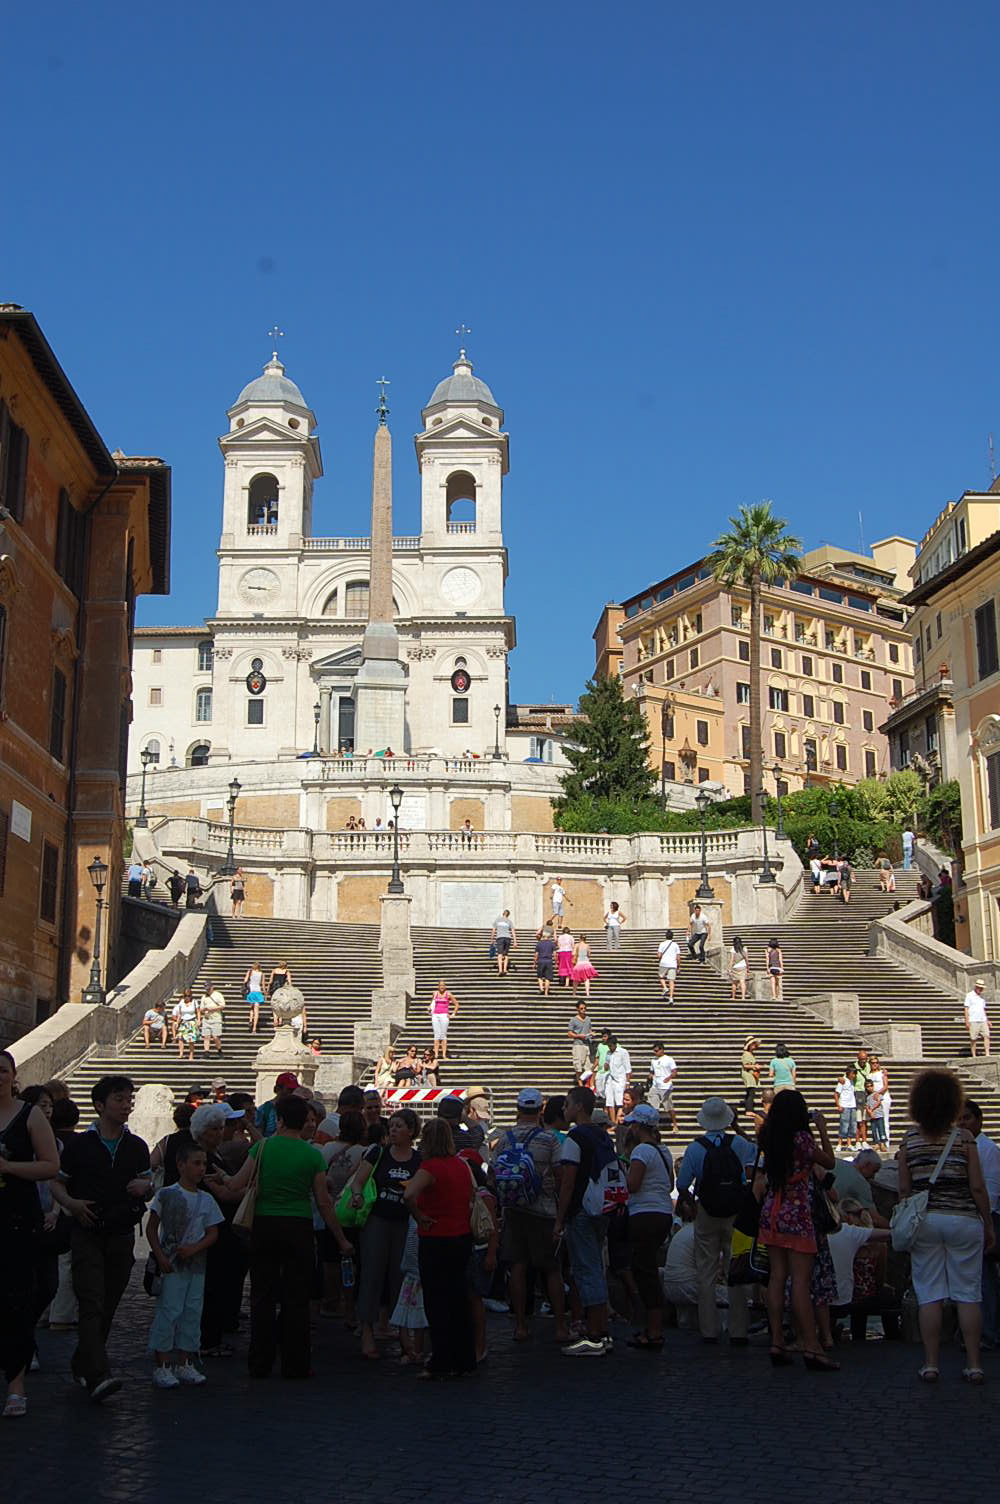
989, 433, 996, 483
858, 511, 865, 555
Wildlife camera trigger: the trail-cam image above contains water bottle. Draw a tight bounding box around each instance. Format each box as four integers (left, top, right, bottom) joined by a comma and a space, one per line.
340, 1255, 355, 1290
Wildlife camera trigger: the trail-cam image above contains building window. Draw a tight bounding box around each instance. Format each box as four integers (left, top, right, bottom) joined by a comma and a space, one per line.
452, 697, 469, 725
145, 738, 161, 764
774, 730, 787, 759
39, 841, 59, 924
831, 661, 843, 684
987, 750, 1000, 829
696, 719, 709, 747
862, 710, 873, 732
975, 600, 999, 679
49, 668, 67, 761
865, 749, 876, 777
0, 402, 29, 523
195, 688, 213, 723
694, 612, 703, 634
835, 743, 847, 771
188, 742, 210, 767
247, 697, 264, 726
801, 655, 813, 676
731, 607, 744, 628
825, 629, 835, 650
198, 641, 214, 672
149, 687, 163, 706
663, 760, 676, 781
689, 647, 699, 669
736, 682, 750, 705
54, 488, 88, 599
925, 714, 938, 754
914, 638, 922, 664
925, 626, 932, 650
697, 766, 709, 783
740, 725, 751, 759
805, 738, 817, 771
248, 472, 279, 528
763, 615, 775, 635
889, 642, 900, 664
832, 701, 845, 725
665, 658, 675, 680
768, 687, 789, 712
770, 648, 782, 669
803, 693, 815, 718
936, 611, 942, 639
892, 678, 904, 701
345, 581, 371, 619
322, 589, 339, 617
445, 470, 477, 529
152, 648, 162, 664
860, 669, 871, 691
899, 729, 910, 767
738, 640, 750, 662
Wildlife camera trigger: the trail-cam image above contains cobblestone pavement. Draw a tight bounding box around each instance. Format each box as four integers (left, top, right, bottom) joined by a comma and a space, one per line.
11, 1270, 994, 1504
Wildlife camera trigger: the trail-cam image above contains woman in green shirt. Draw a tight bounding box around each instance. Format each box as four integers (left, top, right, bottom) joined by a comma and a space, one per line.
226, 1094, 351, 1379
769, 1042, 797, 1092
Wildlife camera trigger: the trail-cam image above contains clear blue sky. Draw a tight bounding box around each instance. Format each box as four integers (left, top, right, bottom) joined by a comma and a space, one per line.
5, 3, 998, 705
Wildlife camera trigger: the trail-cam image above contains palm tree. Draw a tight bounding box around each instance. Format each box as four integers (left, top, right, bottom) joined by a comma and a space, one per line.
706, 502, 803, 824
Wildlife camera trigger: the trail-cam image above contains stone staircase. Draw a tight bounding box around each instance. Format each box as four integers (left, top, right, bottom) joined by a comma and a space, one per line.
63, 866, 999, 1147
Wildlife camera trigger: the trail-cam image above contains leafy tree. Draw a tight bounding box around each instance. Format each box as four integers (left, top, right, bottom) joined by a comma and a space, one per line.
705, 502, 802, 825
853, 770, 923, 825
556, 676, 655, 814
919, 780, 963, 857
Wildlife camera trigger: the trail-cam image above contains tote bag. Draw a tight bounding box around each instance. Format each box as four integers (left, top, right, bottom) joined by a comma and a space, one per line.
232, 1144, 262, 1235
890, 1128, 959, 1252
336, 1149, 382, 1228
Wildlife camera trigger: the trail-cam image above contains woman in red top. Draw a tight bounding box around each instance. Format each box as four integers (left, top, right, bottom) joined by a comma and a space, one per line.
403, 1118, 475, 1379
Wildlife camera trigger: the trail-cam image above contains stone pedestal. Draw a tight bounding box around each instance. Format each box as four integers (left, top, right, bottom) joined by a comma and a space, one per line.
689, 898, 724, 970
949, 1056, 1000, 1089
748, 972, 771, 1001
798, 992, 861, 1032
355, 1019, 403, 1064
253, 1024, 317, 1105
354, 651, 408, 754
868, 1022, 924, 1059
749, 881, 784, 924
374, 891, 415, 1027
314, 1052, 360, 1101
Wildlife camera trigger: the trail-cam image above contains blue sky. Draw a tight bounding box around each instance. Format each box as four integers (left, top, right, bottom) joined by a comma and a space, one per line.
4, 2, 998, 705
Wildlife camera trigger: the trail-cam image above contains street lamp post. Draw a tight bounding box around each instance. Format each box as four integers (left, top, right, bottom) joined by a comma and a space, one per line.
135, 747, 154, 828
758, 787, 776, 884
660, 700, 673, 811
773, 764, 786, 841
695, 787, 715, 899
312, 701, 321, 757
388, 782, 404, 894
219, 777, 241, 876
492, 704, 503, 761
81, 855, 109, 1005
829, 797, 840, 861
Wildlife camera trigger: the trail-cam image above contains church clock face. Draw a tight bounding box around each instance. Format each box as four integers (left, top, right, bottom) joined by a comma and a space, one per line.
440, 566, 481, 609
238, 566, 280, 605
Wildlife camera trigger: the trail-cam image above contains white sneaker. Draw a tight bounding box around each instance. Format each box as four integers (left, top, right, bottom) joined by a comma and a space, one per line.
152, 1366, 180, 1389
174, 1363, 206, 1386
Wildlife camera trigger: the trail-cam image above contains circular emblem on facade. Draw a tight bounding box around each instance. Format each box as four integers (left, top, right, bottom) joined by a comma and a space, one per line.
440, 566, 482, 609
238, 566, 280, 604
246, 660, 267, 694
450, 668, 472, 694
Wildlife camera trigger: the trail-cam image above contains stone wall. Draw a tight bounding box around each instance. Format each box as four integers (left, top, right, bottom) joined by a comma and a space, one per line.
237, 793, 300, 829
338, 875, 388, 923
511, 794, 555, 831
325, 796, 363, 830
449, 797, 486, 830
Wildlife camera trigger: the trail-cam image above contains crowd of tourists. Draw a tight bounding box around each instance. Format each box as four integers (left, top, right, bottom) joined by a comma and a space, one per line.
2, 1044, 998, 1417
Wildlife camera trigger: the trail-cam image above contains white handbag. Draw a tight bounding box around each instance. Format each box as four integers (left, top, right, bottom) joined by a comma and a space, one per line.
890, 1127, 959, 1252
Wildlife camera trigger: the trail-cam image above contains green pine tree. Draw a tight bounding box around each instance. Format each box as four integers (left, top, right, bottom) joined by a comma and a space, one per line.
557, 676, 656, 810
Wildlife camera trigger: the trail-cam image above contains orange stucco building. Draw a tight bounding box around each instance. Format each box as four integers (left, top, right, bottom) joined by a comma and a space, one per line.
0, 306, 170, 1041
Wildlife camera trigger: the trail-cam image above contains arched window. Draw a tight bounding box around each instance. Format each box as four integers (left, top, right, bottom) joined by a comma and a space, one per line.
195, 687, 213, 723
446, 471, 476, 531
197, 640, 213, 672
248, 473, 279, 529
322, 588, 338, 617
345, 581, 370, 619
187, 742, 210, 767
144, 738, 161, 764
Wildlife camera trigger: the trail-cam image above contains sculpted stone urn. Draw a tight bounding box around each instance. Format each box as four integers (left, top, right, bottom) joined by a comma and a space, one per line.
252, 984, 316, 1104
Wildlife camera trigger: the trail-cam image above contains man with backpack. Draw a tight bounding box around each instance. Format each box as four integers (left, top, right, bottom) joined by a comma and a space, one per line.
554, 1086, 627, 1356
490, 1088, 569, 1343
674, 1097, 756, 1344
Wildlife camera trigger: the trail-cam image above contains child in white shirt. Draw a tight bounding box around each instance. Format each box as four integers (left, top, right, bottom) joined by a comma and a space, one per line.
147, 1141, 223, 1388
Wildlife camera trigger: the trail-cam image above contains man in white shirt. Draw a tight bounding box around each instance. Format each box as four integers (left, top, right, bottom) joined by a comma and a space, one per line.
960, 1098, 1000, 1346
604, 1035, 632, 1122
963, 980, 990, 1058
657, 929, 680, 1001
548, 877, 571, 927
647, 1042, 678, 1132
687, 904, 710, 963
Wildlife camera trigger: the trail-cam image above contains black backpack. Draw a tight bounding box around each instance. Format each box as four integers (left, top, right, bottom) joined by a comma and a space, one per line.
696, 1134, 745, 1217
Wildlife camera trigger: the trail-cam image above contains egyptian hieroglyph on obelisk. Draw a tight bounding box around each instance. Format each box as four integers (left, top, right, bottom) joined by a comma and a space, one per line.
354, 390, 408, 752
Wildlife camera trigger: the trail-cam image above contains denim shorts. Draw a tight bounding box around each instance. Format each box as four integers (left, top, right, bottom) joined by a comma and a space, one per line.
839, 1107, 857, 1138
566, 1212, 608, 1307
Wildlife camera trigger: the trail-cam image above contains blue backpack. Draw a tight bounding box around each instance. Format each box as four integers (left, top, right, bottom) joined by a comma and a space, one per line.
493, 1128, 543, 1210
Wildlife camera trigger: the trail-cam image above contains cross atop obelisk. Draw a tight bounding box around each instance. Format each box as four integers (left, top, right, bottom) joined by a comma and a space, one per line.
366, 386, 394, 631
376, 376, 391, 426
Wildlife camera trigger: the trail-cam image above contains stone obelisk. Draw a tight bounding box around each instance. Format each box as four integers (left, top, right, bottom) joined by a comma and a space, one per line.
354, 383, 408, 753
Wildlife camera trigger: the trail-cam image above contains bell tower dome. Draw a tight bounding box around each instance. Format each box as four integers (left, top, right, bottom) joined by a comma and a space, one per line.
415, 348, 508, 547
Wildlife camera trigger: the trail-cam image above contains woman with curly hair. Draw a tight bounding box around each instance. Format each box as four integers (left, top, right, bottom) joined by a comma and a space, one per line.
758, 1088, 838, 1370
899, 1068, 994, 1384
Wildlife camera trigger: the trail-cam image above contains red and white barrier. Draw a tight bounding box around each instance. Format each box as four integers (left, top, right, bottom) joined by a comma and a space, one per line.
385, 1087, 466, 1103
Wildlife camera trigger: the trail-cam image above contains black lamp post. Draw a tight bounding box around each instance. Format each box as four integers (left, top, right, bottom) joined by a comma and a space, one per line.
758, 787, 776, 885
135, 747, 154, 828
81, 855, 109, 1005
312, 701, 321, 756
829, 797, 840, 860
695, 787, 715, 899
773, 764, 786, 840
492, 704, 503, 761
219, 777, 241, 876
388, 782, 404, 894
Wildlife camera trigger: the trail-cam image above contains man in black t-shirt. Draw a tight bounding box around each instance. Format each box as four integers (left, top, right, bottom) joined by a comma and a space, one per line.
53, 1075, 151, 1403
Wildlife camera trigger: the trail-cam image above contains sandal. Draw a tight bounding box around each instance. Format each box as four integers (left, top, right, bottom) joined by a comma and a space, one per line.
769, 1346, 795, 1366
2, 1395, 27, 1418
626, 1333, 664, 1349
803, 1351, 840, 1372
962, 1368, 985, 1385
918, 1366, 940, 1383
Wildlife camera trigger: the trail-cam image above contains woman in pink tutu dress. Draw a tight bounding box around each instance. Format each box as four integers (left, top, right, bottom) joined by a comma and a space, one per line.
571, 933, 599, 998
557, 927, 576, 988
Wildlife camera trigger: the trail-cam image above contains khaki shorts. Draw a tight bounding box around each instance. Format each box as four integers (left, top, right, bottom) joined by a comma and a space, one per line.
202, 1016, 223, 1037
499, 1208, 559, 1272
571, 1040, 590, 1073
969, 1018, 990, 1040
